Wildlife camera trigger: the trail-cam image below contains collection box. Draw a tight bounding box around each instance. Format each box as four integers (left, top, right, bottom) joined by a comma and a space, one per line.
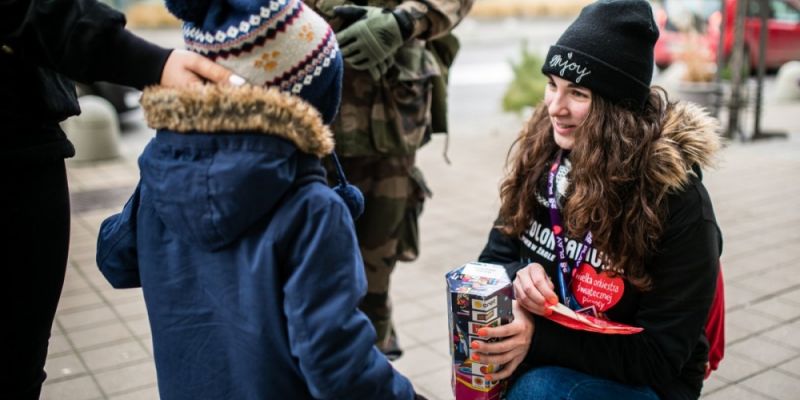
446, 262, 514, 400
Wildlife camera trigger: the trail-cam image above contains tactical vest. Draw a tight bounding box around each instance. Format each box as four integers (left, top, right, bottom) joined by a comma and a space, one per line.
312, 0, 459, 157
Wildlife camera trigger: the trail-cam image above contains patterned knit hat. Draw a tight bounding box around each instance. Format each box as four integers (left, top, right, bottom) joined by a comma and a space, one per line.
166, 0, 343, 124
541, 0, 659, 110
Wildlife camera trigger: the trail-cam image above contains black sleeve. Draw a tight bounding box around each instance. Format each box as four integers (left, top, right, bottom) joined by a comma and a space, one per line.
527, 181, 721, 388
1, 0, 171, 89
478, 224, 525, 280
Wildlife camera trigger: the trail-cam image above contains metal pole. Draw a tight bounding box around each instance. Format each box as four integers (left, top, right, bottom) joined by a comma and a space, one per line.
752, 0, 769, 140
713, 0, 727, 118
726, 0, 749, 140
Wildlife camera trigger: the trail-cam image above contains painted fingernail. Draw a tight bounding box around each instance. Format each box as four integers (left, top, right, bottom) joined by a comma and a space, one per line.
547, 297, 559, 305
545, 307, 553, 316
477, 328, 489, 337
471, 353, 480, 361
228, 74, 246, 86
470, 341, 480, 350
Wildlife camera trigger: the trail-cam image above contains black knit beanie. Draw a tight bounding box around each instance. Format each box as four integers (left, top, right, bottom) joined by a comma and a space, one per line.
541, 0, 659, 110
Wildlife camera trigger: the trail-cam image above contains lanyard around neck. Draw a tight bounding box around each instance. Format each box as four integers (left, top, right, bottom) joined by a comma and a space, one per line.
547, 150, 593, 310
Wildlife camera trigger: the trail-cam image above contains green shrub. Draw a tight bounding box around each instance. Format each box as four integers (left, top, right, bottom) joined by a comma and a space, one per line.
718, 58, 751, 81
502, 42, 547, 113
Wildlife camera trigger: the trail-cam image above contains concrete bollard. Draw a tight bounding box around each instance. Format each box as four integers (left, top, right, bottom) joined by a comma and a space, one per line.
771, 61, 800, 103
61, 95, 121, 161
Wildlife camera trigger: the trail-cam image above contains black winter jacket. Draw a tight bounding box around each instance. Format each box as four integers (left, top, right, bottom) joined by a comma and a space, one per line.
0, 0, 171, 162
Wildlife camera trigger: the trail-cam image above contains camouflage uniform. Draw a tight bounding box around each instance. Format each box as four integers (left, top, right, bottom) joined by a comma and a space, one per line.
305, 0, 473, 353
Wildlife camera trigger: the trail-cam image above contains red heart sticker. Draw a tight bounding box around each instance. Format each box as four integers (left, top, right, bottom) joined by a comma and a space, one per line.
570, 264, 624, 312
553, 225, 562, 235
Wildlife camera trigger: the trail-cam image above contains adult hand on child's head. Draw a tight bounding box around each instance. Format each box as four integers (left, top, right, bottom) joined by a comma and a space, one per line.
471, 301, 534, 381
514, 263, 558, 316
160, 50, 245, 87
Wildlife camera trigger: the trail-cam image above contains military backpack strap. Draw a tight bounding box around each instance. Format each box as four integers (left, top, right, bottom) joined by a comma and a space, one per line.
424, 32, 460, 163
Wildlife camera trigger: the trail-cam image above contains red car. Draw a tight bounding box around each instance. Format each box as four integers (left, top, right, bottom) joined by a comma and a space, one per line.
653, 0, 800, 70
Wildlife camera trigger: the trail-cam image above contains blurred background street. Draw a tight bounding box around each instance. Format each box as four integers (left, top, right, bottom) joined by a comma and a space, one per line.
41, 1, 800, 399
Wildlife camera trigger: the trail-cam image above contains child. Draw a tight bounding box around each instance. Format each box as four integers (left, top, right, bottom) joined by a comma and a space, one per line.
96, 0, 424, 398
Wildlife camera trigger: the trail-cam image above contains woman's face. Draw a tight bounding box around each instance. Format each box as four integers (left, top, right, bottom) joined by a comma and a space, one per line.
544, 74, 592, 150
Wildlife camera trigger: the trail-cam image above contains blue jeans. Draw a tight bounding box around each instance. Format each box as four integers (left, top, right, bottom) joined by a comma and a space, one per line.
507, 366, 660, 400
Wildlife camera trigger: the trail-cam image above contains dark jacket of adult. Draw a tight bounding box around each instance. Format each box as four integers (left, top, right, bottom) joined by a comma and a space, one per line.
0, 0, 170, 162
480, 103, 723, 400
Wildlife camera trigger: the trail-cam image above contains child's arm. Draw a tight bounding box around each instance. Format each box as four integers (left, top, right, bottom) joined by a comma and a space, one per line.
282, 197, 415, 400
96, 183, 142, 289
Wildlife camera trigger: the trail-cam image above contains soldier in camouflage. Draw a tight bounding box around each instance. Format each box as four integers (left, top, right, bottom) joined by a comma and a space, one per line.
303, 0, 473, 359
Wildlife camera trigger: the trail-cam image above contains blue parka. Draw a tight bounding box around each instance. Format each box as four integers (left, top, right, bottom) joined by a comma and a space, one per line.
96, 85, 414, 400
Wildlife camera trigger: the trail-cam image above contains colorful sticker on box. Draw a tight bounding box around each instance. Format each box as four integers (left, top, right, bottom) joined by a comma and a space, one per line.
468, 319, 500, 335
472, 296, 498, 311
472, 308, 497, 322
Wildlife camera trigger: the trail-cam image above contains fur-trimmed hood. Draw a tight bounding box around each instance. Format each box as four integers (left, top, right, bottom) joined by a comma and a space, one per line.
648, 101, 721, 191
140, 84, 334, 157
135, 84, 333, 250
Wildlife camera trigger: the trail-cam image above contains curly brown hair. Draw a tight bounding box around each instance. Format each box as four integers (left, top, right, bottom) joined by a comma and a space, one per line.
498, 87, 674, 290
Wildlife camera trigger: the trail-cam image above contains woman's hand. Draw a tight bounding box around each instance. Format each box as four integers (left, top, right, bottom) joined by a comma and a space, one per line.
160, 50, 245, 87
514, 262, 558, 316
470, 301, 535, 381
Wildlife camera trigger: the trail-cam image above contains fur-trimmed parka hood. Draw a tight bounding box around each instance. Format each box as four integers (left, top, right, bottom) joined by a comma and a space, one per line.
648, 101, 721, 191
140, 84, 334, 157
135, 84, 333, 250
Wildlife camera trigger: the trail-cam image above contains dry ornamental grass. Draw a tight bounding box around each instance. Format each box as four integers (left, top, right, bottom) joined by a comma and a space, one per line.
677, 31, 716, 83
125, 2, 181, 29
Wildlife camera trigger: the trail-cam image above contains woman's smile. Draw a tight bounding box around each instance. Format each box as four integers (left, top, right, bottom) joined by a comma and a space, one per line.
552, 120, 578, 136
